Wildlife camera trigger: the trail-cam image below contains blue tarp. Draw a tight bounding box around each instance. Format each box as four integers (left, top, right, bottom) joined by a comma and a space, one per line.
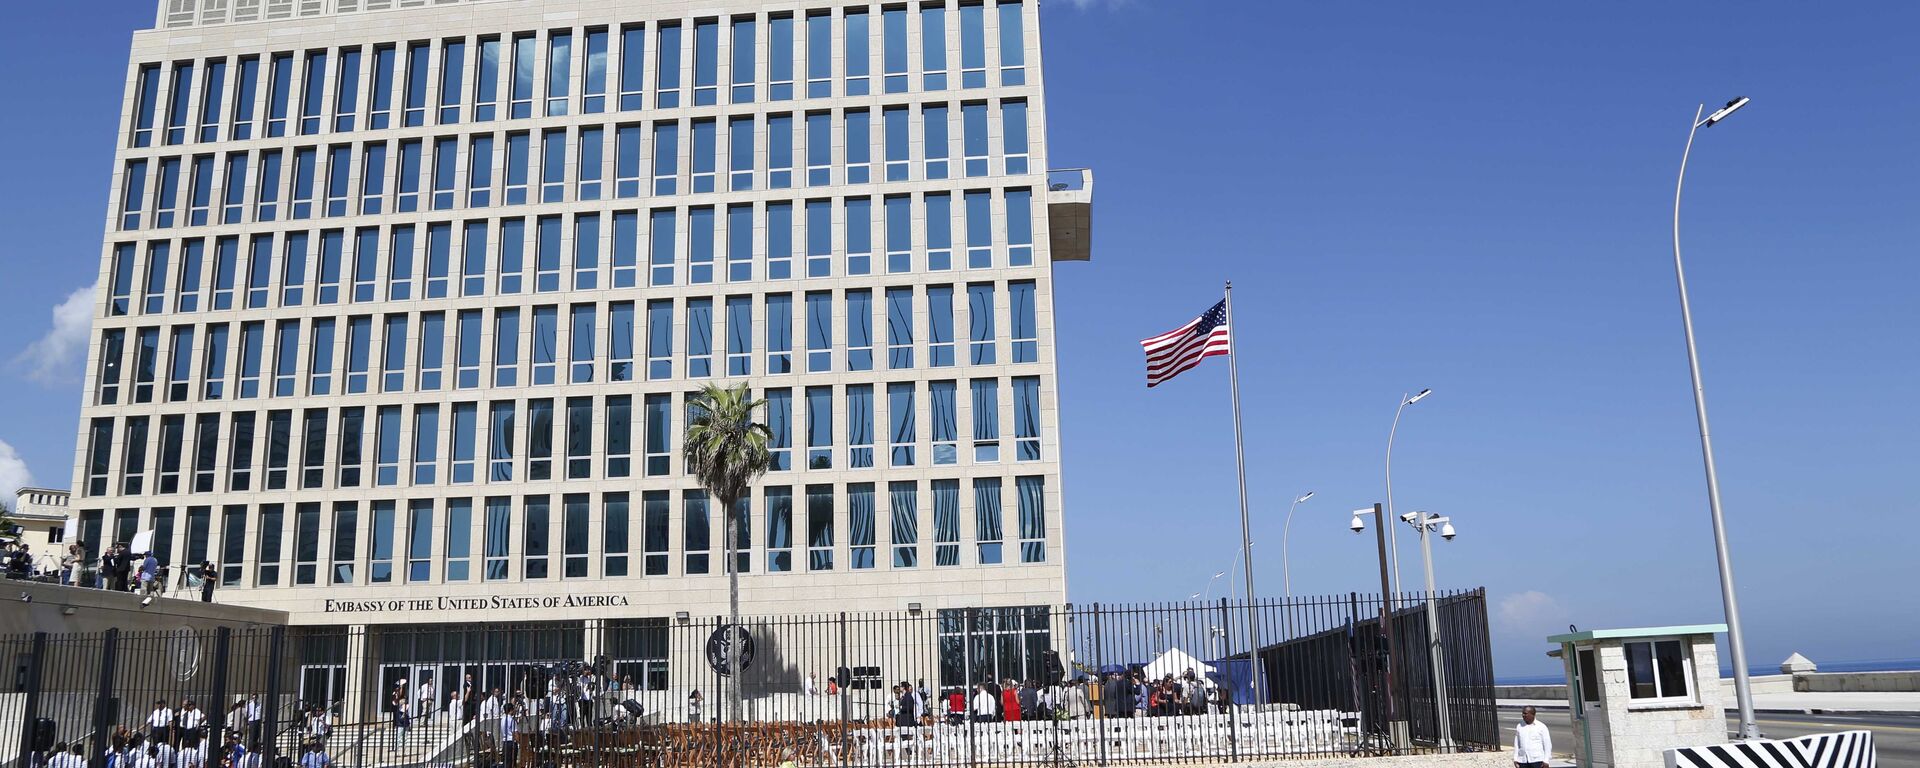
1207, 657, 1262, 704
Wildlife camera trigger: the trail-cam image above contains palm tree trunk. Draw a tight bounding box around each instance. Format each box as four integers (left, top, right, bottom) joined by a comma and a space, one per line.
726, 495, 742, 732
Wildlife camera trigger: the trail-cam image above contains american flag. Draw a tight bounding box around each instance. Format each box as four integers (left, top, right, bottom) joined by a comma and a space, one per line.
1140, 299, 1232, 387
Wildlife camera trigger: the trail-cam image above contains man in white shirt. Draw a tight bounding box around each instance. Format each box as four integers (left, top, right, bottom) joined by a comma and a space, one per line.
145, 700, 175, 738
971, 685, 997, 722
1513, 706, 1553, 768
478, 689, 503, 721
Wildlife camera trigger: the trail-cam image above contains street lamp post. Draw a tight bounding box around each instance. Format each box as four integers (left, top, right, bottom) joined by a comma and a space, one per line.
1404, 510, 1458, 748
1384, 389, 1431, 601
1350, 505, 1407, 749
1281, 491, 1315, 600
1672, 95, 1759, 740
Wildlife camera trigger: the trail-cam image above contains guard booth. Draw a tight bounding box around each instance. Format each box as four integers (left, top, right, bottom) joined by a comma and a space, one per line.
1547, 624, 1727, 768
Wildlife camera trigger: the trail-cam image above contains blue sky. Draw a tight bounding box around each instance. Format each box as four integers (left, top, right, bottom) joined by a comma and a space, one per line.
3, 2, 1916, 678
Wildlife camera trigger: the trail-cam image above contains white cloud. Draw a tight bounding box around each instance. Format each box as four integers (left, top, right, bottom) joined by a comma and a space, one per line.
1497, 590, 1570, 636
0, 438, 32, 507
14, 283, 96, 386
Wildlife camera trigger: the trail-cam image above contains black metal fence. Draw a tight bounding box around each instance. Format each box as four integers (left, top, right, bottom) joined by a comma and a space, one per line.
3, 590, 1494, 768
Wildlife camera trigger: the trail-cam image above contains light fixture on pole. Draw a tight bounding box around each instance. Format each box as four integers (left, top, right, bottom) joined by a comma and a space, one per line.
1673, 95, 1758, 740
1404, 510, 1458, 748
1384, 389, 1431, 602
1201, 570, 1228, 602
1281, 491, 1315, 599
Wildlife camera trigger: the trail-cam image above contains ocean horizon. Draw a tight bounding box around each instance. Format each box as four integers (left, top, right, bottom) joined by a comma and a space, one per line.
1494, 657, 1920, 686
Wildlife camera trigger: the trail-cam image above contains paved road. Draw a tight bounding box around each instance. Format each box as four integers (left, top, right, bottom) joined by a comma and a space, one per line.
1496, 707, 1920, 765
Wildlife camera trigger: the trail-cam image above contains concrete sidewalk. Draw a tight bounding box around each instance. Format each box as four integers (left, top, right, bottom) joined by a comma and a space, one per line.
1498, 690, 1920, 715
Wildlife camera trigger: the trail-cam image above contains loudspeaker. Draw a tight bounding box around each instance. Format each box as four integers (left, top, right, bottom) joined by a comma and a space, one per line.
31, 718, 55, 751
1042, 650, 1065, 684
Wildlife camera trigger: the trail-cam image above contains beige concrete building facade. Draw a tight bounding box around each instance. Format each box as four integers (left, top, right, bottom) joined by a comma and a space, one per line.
72, 0, 1086, 642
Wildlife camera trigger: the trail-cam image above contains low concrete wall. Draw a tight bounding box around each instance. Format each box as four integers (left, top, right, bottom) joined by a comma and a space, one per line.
1496, 684, 1566, 701
0, 579, 287, 635
1797, 671, 1920, 693
1196, 753, 1511, 768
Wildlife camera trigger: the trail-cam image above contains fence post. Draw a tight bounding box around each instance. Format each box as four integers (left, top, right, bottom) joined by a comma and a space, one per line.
14, 632, 48, 768
1217, 597, 1237, 762
88, 628, 119, 768
209, 628, 232, 750
963, 607, 976, 768
1091, 603, 1105, 768
838, 611, 850, 766
262, 626, 284, 767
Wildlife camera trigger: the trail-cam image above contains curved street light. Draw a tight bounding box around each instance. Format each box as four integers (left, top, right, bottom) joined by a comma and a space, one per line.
1281, 491, 1315, 599
1384, 389, 1432, 599
1673, 95, 1758, 740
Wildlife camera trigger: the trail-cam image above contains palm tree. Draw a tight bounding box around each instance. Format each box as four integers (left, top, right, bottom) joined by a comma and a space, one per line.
683, 382, 772, 725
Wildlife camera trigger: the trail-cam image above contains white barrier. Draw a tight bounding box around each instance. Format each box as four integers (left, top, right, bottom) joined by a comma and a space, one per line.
1664, 729, 1875, 768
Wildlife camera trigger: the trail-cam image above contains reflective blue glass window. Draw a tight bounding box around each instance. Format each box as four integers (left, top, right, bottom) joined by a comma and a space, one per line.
766, 293, 792, 374
846, 289, 873, 371
584, 29, 608, 114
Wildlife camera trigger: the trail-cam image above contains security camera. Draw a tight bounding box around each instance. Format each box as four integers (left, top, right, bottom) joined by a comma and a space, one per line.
1400, 511, 1418, 524
1439, 523, 1457, 541
141, 596, 154, 607
1349, 515, 1366, 534
17, 592, 29, 604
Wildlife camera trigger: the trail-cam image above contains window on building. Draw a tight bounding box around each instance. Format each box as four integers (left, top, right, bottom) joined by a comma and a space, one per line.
369, 500, 396, 583
403, 42, 429, 127
847, 289, 873, 371
510, 34, 536, 118
887, 287, 914, 369
931, 380, 958, 465
414, 404, 440, 484
806, 484, 834, 571
604, 492, 629, 577
498, 218, 525, 293
769, 14, 794, 100
764, 293, 792, 374
564, 493, 590, 577
527, 398, 555, 480
504, 132, 530, 205
484, 496, 511, 580
766, 387, 793, 471
684, 491, 710, 575
805, 112, 831, 187
693, 19, 719, 106
417, 312, 445, 391
849, 484, 876, 569
532, 305, 558, 385
650, 209, 676, 286
619, 25, 645, 110
644, 393, 671, 476
800, 291, 828, 373
929, 285, 955, 367
525, 494, 552, 579
847, 384, 875, 470
769, 114, 794, 190
547, 31, 572, 116
889, 382, 915, 467
972, 379, 1000, 463
407, 499, 433, 582
1625, 639, 1695, 702
331, 501, 358, 583
725, 296, 752, 376
292, 502, 319, 584
476, 37, 502, 121
656, 23, 683, 109
441, 39, 466, 124
687, 298, 714, 378
847, 109, 872, 184
731, 17, 756, 103
578, 127, 604, 201
846, 196, 873, 275
446, 498, 473, 581
583, 29, 608, 114
959, 4, 986, 88
806, 12, 831, 98
767, 200, 793, 278
643, 491, 669, 575
450, 402, 477, 483
606, 395, 632, 478
766, 486, 793, 572
368, 46, 395, 129
806, 386, 833, 469
489, 401, 517, 482
969, 283, 996, 364
845, 9, 870, 96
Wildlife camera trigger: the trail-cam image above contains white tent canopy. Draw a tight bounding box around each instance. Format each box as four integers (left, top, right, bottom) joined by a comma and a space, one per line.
1142, 646, 1216, 681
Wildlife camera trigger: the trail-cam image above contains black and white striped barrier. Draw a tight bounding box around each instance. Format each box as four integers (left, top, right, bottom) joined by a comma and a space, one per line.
1665, 729, 1876, 768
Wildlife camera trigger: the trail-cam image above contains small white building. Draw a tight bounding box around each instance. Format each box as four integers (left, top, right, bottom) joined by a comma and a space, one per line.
8, 486, 72, 557
1547, 624, 1727, 768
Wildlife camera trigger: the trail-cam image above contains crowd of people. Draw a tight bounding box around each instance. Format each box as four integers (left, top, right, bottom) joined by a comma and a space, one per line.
23, 695, 274, 768
0, 539, 217, 602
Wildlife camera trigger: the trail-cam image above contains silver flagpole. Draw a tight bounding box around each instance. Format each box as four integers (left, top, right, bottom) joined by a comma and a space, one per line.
1224, 281, 1266, 707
